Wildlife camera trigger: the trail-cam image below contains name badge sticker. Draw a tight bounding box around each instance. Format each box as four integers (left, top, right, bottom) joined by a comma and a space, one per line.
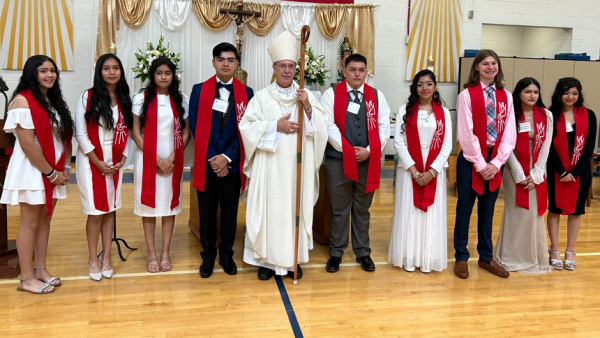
418, 110, 428, 119
519, 122, 532, 133
213, 99, 229, 114
347, 102, 360, 115
566, 122, 574, 133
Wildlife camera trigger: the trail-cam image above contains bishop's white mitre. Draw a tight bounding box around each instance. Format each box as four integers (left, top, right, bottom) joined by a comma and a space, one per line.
267, 30, 299, 63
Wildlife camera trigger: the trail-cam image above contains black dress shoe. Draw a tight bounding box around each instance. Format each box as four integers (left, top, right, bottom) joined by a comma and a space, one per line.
326, 256, 342, 273
257, 267, 274, 280
199, 260, 215, 278
219, 257, 238, 275
287, 265, 303, 279
356, 256, 375, 272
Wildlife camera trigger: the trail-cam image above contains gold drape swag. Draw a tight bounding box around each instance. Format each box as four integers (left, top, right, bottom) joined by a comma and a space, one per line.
244, 2, 280, 36
192, 0, 279, 36
344, 4, 375, 76
314, 4, 346, 39
95, 0, 119, 62
119, 0, 152, 29
95, 0, 374, 73
192, 0, 235, 31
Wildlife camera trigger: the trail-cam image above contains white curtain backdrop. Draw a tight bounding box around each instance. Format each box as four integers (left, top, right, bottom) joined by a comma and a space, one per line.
108, 1, 379, 167
281, 3, 314, 39
154, 0, 192, 31
112, 1, 380, 95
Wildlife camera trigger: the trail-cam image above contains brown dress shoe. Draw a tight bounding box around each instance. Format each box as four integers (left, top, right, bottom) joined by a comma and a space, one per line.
454, 261, 469, 279
478, 260, 510, 278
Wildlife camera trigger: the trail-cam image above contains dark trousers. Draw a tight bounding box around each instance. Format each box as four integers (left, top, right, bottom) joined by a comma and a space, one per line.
325, 156, 375, 258
453, 151, 503, 263
196, 173, 241, 261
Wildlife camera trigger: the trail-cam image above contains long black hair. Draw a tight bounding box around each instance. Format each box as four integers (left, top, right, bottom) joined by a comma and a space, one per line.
10, 55, 74, 142
401, 69, 444, 133
512, 77, 546, 132
85, 54, 133, 130
549, 77, 584, 136
139, 58, 186, 131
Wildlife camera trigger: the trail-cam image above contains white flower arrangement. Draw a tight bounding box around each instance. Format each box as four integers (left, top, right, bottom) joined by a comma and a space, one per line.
293, 46, 332, 86
132, 36, 182, 83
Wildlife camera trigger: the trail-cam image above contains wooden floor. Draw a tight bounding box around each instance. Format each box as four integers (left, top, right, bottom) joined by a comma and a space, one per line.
2, 161, 600, 337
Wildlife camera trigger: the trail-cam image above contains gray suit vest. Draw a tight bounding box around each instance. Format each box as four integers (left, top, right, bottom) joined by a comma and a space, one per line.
325, 85, 379, 159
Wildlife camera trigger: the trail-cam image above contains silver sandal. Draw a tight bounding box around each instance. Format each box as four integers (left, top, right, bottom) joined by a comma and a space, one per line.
564, 250, 577, 271
16, 273, 55, 294
548, 249, 563, 270
34, 266, 61, 287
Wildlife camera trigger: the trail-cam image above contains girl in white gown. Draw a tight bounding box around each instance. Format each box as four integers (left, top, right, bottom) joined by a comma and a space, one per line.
388, 70, 452, 273
0, 55, 74, 294
131, 58, 191, 273
75, 54, 133, 281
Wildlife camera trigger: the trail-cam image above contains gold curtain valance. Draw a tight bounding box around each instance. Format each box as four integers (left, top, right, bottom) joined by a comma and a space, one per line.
119, 0, 152, 29
192, 0, 236, 31
244, 2, 280, 37
192, 0, 280, 35
314, 4, 346, 39
344, 5, 375, 76
95, 0, 119, 62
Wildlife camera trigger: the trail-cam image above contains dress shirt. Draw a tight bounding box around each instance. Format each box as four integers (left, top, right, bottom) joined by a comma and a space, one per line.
456, 82, 516, 172
321, 82, 390, 153
217, 78, 233, 101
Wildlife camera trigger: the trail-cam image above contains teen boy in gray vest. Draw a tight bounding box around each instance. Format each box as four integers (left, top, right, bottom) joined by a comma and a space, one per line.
320, 54, 390, 273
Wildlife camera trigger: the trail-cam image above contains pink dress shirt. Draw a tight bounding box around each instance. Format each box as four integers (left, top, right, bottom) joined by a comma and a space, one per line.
456, 82, 516, 172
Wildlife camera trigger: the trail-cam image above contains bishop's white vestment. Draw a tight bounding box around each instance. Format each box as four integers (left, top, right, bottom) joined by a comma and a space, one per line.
240, 81, 328, 275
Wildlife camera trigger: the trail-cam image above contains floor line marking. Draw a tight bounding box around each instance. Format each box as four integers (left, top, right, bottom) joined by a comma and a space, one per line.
275, 275, 304, 338
1, 253, 598, 284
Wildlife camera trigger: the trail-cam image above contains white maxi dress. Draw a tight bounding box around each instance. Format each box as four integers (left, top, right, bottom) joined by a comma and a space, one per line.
388, 105, 452, 272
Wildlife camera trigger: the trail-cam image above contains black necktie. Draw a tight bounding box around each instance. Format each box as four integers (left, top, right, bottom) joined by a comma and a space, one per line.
351, 90, 361, 104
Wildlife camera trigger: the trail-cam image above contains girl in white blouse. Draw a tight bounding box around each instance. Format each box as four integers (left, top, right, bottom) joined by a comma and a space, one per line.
75, 54, 133, 281
131, 58, 191, 273
1, 55, 74, 294
388, 69, 452, 273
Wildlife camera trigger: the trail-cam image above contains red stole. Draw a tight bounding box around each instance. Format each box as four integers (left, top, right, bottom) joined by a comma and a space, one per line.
405, 101, 445, 212
515, 106, 548, 216
85, 89, 128, 212
553, 106, 588, 215
140, 92, 184, 210
20, 90, 70, 216
467, 84, 510, 195
333, 81, 382, 193
193, 76, 248, 192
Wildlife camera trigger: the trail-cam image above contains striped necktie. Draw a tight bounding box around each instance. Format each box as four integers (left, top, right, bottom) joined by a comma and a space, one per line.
485, 86, 497, 143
